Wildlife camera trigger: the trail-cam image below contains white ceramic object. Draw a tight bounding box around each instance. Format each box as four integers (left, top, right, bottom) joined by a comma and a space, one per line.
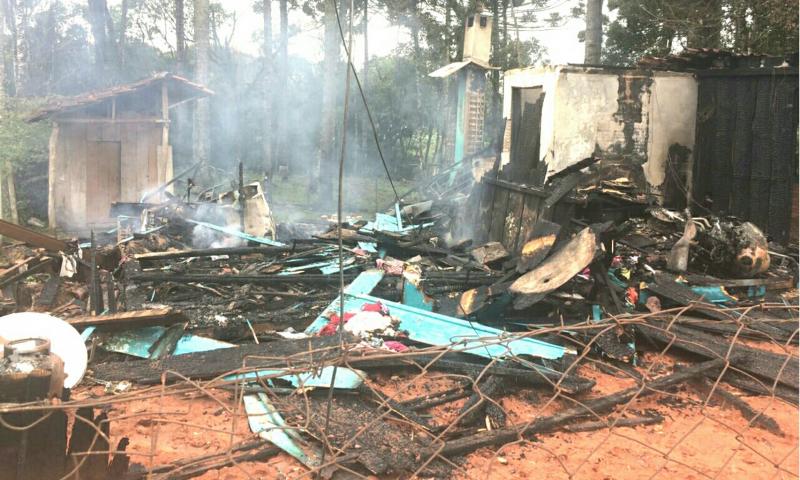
0, 312, 88, 388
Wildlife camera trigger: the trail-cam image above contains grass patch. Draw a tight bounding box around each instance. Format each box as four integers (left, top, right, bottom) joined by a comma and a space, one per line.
268, 175, 413, 223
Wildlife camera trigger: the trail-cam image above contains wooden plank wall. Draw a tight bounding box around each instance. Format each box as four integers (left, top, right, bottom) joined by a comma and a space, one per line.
475, 179, 575, 253
693, 72, 798, 242
52, 122, 167, 230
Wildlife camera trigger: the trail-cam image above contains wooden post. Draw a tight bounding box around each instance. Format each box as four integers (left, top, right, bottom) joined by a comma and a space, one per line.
238, 161, 245, 232
159, 80, 173, 194
161, 81, 169, 146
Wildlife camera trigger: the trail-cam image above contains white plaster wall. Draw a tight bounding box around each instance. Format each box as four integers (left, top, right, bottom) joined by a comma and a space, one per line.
644, 74, 698, 191
502, 66, 697, 194
549, 71, 627, 174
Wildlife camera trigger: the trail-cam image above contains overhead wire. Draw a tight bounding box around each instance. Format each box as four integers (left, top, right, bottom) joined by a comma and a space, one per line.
330, 0, 403, 207
319, 0, 355, 471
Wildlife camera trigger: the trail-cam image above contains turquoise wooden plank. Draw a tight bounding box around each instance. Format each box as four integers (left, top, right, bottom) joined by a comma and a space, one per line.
358, 241, 378, 253
304, 269, 385, 333
359, 213, 434, 235
307, 289, 571, 360
402, 278, 434, 311
243, 393, 322, 467
226, 365, 366, 390
102, 328, 235, 358
187, 219, 285, 246
173, 335, 235, 355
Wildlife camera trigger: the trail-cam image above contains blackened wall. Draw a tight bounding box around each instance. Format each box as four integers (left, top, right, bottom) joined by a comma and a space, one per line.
693, 70, 798, 243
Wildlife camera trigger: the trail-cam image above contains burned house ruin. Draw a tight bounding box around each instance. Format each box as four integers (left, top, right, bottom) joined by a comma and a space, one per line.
29, 73, 213, 231
0, 7, 796, 478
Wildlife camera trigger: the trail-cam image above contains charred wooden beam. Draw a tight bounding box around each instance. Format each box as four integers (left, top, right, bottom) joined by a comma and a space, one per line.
706, 368, 799, 405
690, 376, 782, 435
430, 359, 723, 457
400, 385, 472, 411
90, 336, 350, 384
130, 272, 359, 285
34, 276, 60, 308
0, 219, 69, 252
350, 356, 595, 395
0, 257, 55, 289
126, 441, 279, 480
455, 375, 505, 426
561, 414, 663, 433
637, 320, 799, 390
67, 307, 188, 330
133, 245, 307, 262
647, 273, 732, 321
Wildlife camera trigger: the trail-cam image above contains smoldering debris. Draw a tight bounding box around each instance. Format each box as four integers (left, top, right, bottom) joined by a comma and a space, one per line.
0, 161, 795, 479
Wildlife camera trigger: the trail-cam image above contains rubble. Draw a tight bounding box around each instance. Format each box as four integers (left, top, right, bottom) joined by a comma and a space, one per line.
0, 162, 795, 479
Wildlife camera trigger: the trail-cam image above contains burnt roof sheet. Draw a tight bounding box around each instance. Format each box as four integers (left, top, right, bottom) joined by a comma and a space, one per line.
28, 72, 214, 122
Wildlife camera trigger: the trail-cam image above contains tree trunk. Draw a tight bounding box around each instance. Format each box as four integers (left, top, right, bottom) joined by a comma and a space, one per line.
359, 0, 368, 171
584, 0, 602, 64
732, 0, 749, 52
361, 0, 368, 91
314, 0, 339, 203
118, 0, 128, 68
6, 163, 17, 224
15, 0, 27, 94
501, 0, 508, 49
1, 0, 17, 97
0, 1, 7, 103
687, 0, 722, 49
262, 0, 273, 175
176, 0, 185, 72
87, 0, 109, 82
193, 0, 210, 166
444, 0, 451, 62
276, 0, 287, 174
45, 1, 56, 93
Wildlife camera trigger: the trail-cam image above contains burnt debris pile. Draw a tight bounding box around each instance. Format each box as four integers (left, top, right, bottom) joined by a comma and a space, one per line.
0, 166, 796, 480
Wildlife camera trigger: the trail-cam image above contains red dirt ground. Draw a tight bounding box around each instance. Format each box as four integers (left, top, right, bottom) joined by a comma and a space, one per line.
72, 350, 799, 480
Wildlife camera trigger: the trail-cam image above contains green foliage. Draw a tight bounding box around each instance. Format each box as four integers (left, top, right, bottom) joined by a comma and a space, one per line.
0, 99, 50, 172
604, 0, 799, 66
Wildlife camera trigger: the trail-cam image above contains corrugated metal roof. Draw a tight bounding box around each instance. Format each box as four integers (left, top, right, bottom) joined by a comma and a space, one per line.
28, 72, 214, 122
637, 48, 795, 71
428, 58, 497, 78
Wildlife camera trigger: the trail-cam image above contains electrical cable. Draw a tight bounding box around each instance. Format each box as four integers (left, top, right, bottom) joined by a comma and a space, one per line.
319, 0, 355, 471
331, 0, 402, 207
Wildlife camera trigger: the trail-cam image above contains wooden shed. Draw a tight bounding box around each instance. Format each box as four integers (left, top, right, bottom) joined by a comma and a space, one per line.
29, 73, 212, 231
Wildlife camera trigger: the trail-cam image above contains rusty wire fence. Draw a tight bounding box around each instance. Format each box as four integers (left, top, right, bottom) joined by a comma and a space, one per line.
0, 302, 797, 480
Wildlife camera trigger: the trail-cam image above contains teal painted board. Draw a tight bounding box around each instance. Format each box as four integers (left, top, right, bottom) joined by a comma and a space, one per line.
358, 242, 378, 253
402, 278, 434, 311
226, 365, 366, 390
173, 335, 235, 355
102, 328, 234, 358
359, 213, 434, 235
187, 219, 285, 246
100, 326, 167, 358
304, 269, 385, 333
243, 393, 322, 466
351, 293, 570, 360
690, 286, 737, 305
454, 72, 466, 164
307, 285, 571, 360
